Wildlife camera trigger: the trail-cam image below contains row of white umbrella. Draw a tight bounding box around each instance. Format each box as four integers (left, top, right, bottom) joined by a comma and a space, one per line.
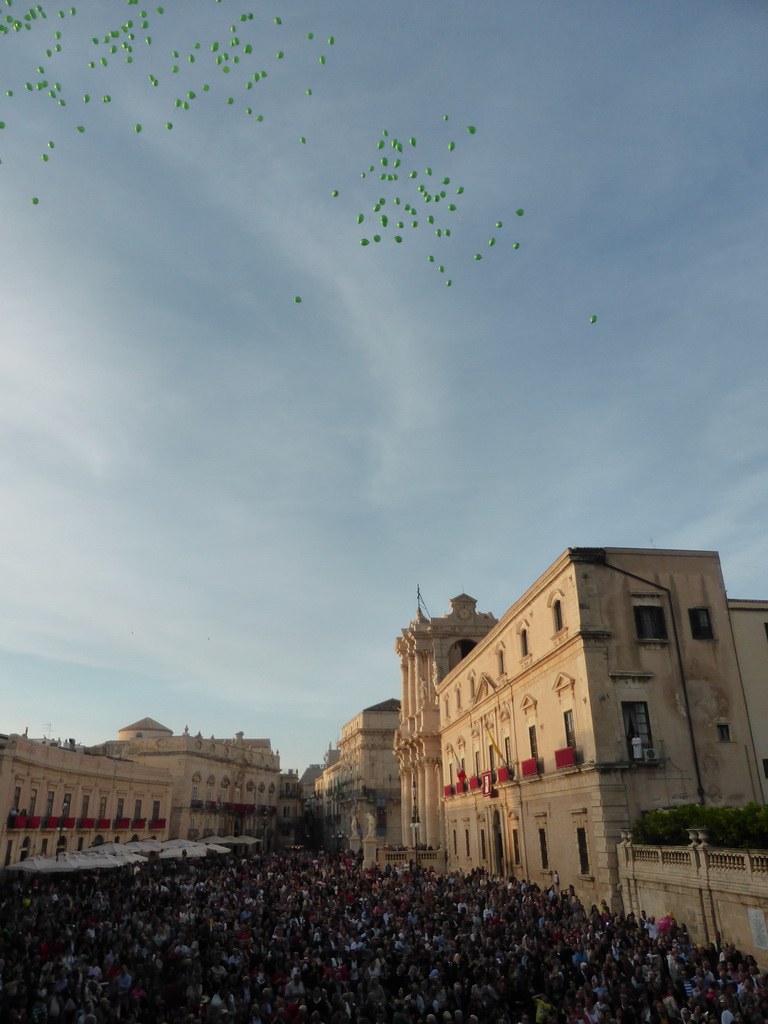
7, 833, 261, 873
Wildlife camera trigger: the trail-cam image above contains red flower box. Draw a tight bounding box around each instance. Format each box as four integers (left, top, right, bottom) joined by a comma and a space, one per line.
555, 746, 576, 769
468, 776, 481, 791
496, 766, 511, 783
521, 757, 539, 777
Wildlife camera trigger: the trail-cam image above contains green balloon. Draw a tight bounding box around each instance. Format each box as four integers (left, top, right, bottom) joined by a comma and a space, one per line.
306, 32, 314, 39
474, 254, 482, 260
489, 238, 496, 246
332, 190, 339, 197
294, 296, 302, 303
410, 137, 416, 146
300, 136, 306, 143
76, 125, 85, 132
328, 36, 334, 44
448, 142, 455, 151
165, 122, 173, 129
42, 154, 49, 161
496, 221, 503, 228
47, 141, 55, 148
357, 214, 364, 223
512, 243, 520, 249
516, 208, 524, 216
426, 167, 432, 175
306, 88, 312, 95
438, 266, 444, 273
276, 50, 284, 58
31, 197, 39, 204
360, 238, 370, 246
394, 236, 402, 243
409, 171, 417, 179
319, 55, 325, 64
456, 186, 464, 194
427, 255, 435, 262
445, 229, 451, 236
446, 280, 452, 287
590, 315, 597, 323
448, 204, 456, 211
373, 235, 381, 242
467, 125, 476, 134
274, 16, 282, 24
0, 122, 4, 129
135, 123, 142, 132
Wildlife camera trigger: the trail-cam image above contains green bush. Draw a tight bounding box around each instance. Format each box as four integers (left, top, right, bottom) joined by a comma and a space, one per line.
631, 803, 768, 849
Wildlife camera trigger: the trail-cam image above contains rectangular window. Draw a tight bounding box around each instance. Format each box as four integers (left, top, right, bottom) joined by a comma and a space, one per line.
634, 605, 668, 640
465, 829, 470, 857
190, 815, 196, 828
504, 736, 511, 764
191, 785, 199, 801
512, 828, 520, 864
41, 838, 48, 855
577, 826, 590, 875
529, 724, 538, 760
152, 800, 160, 821
688, 607, 714, 640
763, 758, 768, 779
98, 796, 107, 818
116, 798, 124, 818
13, 786, 21, 810
538, 828, 549, 869
133, 799, 142, 820
498, 649, 505, 676
623, 701, 652, 759
29, 789, 37, 816
474, 750, 481, 777
461, 758, 466, 791
45, 792, 55, 817
716, 723, 731, 742
80, 795, 90, 819
77, 838, 84, 851
488, 744, 496, 772
453, 829, 457, 855
206, 787, 213, 801
564, 709, 576, 749
62, 793, 71, 816
480, 829, 487, 859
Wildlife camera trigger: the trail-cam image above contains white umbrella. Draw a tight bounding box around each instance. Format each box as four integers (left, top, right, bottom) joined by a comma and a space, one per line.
158, 843, 208, 859
204, 843, 232, 854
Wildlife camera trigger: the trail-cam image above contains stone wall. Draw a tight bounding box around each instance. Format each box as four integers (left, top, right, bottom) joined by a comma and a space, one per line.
618, 831, 768, 968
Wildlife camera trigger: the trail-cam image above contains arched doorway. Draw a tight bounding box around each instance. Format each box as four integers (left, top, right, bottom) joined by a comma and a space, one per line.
492, 809, 504, 876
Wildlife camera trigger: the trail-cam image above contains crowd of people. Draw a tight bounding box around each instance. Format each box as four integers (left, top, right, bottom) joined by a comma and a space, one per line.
1, 849, 766, 1024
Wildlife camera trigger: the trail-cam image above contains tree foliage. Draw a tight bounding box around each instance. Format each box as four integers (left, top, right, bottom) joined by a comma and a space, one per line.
631, 803, 768, 849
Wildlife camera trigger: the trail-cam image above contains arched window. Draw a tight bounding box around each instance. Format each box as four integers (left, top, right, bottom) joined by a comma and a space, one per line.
553, 599, 564, 632
455, 685, 462, 710
520, 628, 529, 657
497, 648, 505, 676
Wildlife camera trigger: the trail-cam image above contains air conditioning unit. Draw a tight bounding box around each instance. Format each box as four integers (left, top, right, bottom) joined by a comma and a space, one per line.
644, 747, 660, 761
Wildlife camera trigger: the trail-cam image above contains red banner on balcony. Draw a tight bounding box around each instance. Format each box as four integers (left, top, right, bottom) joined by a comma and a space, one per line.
63, 817, 76, 829
11, 815, 27, 829
496, 766, 511, 784
44, 816, 61, 829
521, 757, 539, 778
79, 818, 95, 829
133, 818, 146, 829
482, 772, 493, 797
96, 818, 111, 830
115, 818, 130, 830
443, 784, 453, 797
28, 816, 41, 828
149, 818, 166, 829
555, 746, 575, 768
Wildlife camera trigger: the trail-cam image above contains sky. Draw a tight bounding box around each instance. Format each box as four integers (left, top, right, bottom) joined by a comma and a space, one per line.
1, 0, 767, 776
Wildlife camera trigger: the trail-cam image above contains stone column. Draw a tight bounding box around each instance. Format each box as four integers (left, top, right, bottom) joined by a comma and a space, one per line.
424, 758, 438, 848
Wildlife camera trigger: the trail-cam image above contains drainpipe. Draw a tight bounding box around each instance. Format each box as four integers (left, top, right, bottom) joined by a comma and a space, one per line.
601, 560, 705, 805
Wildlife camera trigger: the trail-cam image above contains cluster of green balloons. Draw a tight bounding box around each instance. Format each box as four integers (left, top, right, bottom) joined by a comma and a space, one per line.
354, 120, 526, 286
0, 0, 338, 207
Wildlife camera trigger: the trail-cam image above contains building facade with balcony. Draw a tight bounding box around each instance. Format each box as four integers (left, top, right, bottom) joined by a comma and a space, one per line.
95, 719, 282, 848
728, 598, 768, 804
314, 700, 403, 851
1, 732, 172, 867
437, 548, 762, 907
394, 597, 497, 850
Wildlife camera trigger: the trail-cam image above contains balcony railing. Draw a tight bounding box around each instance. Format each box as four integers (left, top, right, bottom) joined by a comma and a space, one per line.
96, 818, 111, 829
468, 776, 481, 791
521, 757, 541, 778
114, 817, 130, 829
149, 818, 166, 830
78, 818, 96, 829
132, 818, 146, 829
443, 784, 454, 797
555, 746, 576, 769
496, 765, 513, 784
